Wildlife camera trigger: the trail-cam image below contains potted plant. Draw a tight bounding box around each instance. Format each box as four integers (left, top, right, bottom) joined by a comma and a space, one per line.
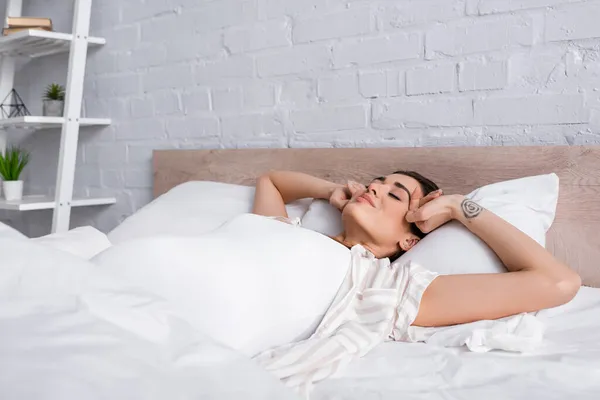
0, 146, 30, 201
42, 83, 65, 117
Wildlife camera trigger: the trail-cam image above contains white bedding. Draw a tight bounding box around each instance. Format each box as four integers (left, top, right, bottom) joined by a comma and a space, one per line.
2, 221, 600, 399
0, 237, 300, 400
312, 286, 600, 399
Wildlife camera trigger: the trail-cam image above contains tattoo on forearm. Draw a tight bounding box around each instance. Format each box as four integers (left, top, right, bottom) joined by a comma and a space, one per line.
461, 199, 483, 219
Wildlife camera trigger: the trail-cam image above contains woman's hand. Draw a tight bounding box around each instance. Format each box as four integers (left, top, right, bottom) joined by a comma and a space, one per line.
329, 181, 367, 211
405, 192, 463, 233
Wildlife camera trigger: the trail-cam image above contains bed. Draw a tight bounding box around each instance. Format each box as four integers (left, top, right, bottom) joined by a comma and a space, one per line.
153, 145, 600, 399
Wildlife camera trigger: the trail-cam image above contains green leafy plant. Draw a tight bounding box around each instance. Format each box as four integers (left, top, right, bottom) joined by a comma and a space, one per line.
0, 146, 30, 181
43, 83, 65, 101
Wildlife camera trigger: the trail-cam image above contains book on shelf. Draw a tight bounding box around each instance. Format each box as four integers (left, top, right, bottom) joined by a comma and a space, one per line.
6, 17, 52, 29
3, 26, 52, 36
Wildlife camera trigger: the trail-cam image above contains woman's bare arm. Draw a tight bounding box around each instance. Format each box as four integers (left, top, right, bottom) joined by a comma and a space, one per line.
410, 195, 581, 327
252, 171, 343, 217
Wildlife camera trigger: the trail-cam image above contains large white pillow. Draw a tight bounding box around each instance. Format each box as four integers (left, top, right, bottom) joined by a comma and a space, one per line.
94, 213, 350, 357
301, 174, 559, 275
108, 181, 312, 245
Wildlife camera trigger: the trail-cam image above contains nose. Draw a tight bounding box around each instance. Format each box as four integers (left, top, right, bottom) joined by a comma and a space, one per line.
368, 181, 390, 197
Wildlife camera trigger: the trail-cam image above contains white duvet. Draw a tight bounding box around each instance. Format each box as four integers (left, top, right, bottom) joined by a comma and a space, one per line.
0, 237, 300, 400
2, 227, 600, 400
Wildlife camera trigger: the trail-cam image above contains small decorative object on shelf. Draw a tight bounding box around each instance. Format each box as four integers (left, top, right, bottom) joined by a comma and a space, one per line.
42, 83, 65, 117
0, 89, 30, 118
0, 145, 30, 201
3, 16, 52, 36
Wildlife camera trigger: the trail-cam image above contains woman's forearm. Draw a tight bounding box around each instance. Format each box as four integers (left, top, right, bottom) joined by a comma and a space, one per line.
252, 171, 342, 216
450, 196, 579, 284
264, 171, 342, 204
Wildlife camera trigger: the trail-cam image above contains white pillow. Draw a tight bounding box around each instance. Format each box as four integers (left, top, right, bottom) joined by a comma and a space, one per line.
301, 174, 559, 275
108, 181, 312, 245
93, 213, 350, 357
31, 226, 112, 260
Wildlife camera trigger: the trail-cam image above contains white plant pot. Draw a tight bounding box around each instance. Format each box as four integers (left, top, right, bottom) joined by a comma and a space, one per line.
42, 100, 64, 117
3, 180, 23, 201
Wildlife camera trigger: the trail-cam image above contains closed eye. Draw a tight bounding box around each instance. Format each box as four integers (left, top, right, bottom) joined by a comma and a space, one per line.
389, 193, 401, 201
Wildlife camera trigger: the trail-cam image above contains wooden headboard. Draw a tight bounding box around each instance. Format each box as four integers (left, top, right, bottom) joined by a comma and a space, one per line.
153, 146, 600, 287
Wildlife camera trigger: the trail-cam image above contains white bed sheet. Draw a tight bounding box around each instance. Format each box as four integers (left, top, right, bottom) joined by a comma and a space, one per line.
0, 237, 300, 400
313, 286, 600, 399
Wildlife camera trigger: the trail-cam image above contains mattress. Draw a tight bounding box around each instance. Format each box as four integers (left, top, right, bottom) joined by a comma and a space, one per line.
313, 286, 600, 399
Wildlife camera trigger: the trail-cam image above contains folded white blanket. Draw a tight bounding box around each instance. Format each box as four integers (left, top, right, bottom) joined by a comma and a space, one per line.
255, 246, 545, 398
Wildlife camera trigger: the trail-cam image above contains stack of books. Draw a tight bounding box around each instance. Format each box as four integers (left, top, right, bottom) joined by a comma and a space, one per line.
2, 17, 53, 36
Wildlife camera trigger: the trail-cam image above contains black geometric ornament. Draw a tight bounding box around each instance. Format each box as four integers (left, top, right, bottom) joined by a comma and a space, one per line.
0, 89, 31, 118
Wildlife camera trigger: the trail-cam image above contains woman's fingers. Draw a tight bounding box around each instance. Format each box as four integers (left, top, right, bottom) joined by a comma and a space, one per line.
419, 189, 443, 207
406, 206, 430, 223
347, 180, 366, 196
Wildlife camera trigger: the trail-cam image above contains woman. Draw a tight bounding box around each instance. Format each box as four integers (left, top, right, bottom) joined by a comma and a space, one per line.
253, 170, 581, 327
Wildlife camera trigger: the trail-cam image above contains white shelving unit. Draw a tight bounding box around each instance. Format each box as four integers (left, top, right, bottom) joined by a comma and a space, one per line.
0, 0, 114, 233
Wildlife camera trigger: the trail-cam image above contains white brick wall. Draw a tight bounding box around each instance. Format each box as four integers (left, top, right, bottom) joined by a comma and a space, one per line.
4, 0, 600, 235
406, 64, 456, 95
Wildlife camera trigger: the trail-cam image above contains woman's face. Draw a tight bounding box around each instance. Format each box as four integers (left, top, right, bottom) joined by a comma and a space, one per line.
342, 173, 424, 256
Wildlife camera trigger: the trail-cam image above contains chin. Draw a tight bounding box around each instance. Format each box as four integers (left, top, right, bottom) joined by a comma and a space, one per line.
342, 202, 374, 231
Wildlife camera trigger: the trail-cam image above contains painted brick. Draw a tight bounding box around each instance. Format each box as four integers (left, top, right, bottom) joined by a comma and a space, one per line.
224, 19, 290, 53
372, 98, 473, 128
318, 73, 359, 102
142, 65, 193, 92
290, 104, 368, 133
194, 56, 254, 84
153, 90, 182, 116
118, 45, 168, 71
459, 60, 506, 91
127, 142, 178, 164
101, 170, 124, 189
130, 97, 154, 118
358, 70, 404, 99
426, 15, 534, 59
141, 13, 194, 43
103, 25, 140, 52
116, 118, 166, 141
546, 3, 600, 42
120, 0, 177, 24
95, 74, 141, 98
260, 0, 334, 19
256, 44, 330, 77
193, 0, 257, 33
378, 1, 466, 29
166, 32, 224, 62
477, 0, 581, 15
212, 87, 244, 113
475, 94, 588, 125
359, 71, 386, 98
293, 8, 372, 43
406, 64, 456, 95
243, 83, 276, 109
85, 144, 127, 165
221, 112, 284, 139
507, 48, 567, 93
74, 167, 102, 187
179, 88, 210, 116
166, 116, 219, 139
125, 170, 152, 188
333, 33, 421, 68
280, 80, 318, 107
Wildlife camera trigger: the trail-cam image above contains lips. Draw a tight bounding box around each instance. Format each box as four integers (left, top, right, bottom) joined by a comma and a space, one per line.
358, 193, 376, 207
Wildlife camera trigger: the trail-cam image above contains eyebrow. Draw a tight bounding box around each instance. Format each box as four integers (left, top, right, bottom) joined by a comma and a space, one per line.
373, 177, 412, 202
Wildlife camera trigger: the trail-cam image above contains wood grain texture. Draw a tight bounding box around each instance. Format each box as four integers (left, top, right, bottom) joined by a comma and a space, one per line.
153, 146, 600, 287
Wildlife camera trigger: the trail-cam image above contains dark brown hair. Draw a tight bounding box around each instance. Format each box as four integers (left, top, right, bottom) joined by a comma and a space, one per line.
389, 170, 439, 262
